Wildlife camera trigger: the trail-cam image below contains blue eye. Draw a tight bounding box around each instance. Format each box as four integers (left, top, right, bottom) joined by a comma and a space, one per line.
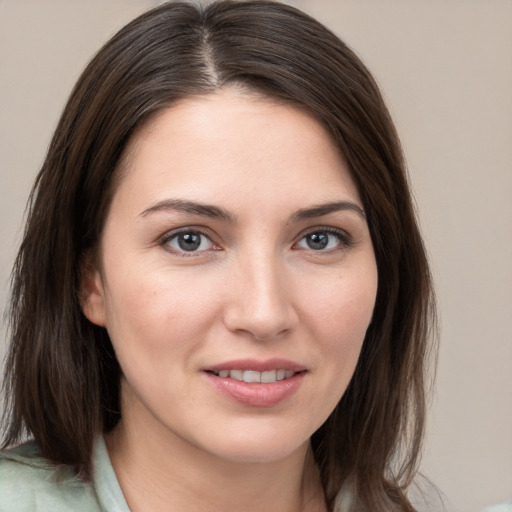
296, 230, 347, 251
166, 231, 214, 253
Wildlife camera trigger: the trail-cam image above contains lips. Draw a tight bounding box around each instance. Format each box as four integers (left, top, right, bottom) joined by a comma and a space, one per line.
210, 369, 296, 383
203, 359, 306, 407
205, 358, 305, 373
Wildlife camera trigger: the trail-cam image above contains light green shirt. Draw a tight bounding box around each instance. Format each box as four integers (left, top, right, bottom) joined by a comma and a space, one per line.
482, 503, 512, 512
0, 437, 130, 511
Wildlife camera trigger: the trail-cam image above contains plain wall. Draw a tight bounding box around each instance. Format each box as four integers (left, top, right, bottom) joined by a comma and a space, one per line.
1, 1, 511, 511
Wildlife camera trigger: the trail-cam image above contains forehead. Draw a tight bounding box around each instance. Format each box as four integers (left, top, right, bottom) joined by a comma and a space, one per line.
113, 89, 361, 214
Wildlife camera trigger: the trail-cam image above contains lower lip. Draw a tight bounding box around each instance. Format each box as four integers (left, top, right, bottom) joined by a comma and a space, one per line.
204, 372, 305, 408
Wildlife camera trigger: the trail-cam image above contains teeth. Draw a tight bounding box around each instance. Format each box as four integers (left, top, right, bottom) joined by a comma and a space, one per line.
261, 370, 276, 383
213, 369, 298, 383
243, 370, 260, 383
229, 369, 243, 381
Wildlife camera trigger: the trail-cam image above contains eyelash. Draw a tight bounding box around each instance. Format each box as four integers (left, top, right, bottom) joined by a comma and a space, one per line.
295, 227, 353, 252
159, 228, 217, 257
158, 226, 353, 257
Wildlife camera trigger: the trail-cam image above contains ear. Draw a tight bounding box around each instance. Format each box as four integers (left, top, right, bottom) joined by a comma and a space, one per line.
79, 257, 107, 327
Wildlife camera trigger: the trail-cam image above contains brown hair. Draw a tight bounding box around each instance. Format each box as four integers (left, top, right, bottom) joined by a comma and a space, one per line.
1, 1, 436, 510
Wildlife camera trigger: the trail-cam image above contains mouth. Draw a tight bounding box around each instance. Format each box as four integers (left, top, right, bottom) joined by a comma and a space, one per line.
203, 360, 307, 407
207, 369, 302, 383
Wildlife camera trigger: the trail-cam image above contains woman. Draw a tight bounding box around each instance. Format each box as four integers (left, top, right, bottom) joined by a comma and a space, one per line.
0, 1, 436, 511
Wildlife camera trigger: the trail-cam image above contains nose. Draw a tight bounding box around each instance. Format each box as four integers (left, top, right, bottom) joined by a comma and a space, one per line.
222, 251, 298, 341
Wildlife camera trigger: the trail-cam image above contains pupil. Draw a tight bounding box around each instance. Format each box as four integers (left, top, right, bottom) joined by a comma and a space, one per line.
307, 232, 328, 250
178, 233, 201, 251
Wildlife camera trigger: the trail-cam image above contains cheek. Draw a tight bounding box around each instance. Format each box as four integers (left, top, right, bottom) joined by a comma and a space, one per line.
283, 266, 377, 430
101, 264, 220, 366
301, 265, 377, 382
305, 268, 377, 340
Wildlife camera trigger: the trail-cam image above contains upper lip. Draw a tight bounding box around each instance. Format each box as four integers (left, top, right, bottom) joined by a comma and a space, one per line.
204, 358, 307, 373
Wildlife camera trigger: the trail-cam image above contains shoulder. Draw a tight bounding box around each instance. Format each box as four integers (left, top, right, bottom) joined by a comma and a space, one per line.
482, 502, 512, 512
0, 442, 101, 512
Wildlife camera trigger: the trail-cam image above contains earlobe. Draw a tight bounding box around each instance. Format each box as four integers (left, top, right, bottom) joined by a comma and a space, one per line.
80, 261, 107, 327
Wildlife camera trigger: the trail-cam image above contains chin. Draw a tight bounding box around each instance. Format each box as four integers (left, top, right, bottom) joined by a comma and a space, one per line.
196, 424, 312, 465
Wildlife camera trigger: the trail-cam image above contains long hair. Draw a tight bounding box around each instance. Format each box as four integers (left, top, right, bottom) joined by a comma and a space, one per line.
1, 2, 436, 510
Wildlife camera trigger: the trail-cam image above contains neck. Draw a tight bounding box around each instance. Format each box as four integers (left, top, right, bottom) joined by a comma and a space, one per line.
105, 395, 326, 512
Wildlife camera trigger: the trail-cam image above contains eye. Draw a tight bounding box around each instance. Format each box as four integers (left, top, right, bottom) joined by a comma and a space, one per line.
165, 230, 215, 253
295, 229, 350, 251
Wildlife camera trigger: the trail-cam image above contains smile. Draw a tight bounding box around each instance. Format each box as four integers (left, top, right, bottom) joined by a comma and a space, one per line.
205, 369, 306, 407
210, 369, 297, 383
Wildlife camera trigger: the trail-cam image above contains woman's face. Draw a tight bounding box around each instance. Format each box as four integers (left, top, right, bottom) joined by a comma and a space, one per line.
82, 90, 378, 464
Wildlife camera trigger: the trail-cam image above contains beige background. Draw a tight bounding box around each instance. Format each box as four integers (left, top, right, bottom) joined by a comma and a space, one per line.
1, 1, 511, 511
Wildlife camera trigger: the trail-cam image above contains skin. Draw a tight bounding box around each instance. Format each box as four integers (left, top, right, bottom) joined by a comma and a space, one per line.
81, 89, 378, 512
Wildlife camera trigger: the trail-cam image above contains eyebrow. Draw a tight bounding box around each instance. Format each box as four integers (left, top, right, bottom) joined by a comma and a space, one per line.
290, 201, 366, 222
139, 198, 365, 223
139, 199, 236, 223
